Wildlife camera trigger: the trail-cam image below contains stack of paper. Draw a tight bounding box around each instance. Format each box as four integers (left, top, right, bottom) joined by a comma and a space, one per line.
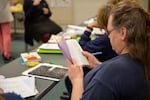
0, 76, 38, 98
37, 43, 62, 54
37, 35, 62, 54
65, 25, 86, 36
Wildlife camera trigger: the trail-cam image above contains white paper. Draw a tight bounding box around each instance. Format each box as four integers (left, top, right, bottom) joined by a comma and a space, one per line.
39, 43, 60, 50
0, 76, 38, 98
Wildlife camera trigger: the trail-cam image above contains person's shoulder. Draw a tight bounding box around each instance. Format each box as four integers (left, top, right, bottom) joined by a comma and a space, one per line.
99, 54, 142, 74
1, 93, 24, 100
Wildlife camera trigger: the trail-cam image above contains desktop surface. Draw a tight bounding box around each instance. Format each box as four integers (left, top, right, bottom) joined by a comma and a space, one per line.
0, 53, 66, 100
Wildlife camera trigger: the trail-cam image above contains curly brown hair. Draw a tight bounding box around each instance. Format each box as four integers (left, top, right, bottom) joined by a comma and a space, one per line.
96, 4, 113, 30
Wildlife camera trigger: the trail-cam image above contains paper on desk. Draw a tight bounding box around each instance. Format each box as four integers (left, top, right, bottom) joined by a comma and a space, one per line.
65, 25, 86, 36
39, 43, 60, 50
48, 35, 62, 43
0, 76, 38, 98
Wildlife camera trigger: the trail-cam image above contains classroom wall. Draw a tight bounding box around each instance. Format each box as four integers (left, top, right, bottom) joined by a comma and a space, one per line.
46, 0, 107, 26
73, 0, 107, 25
46, 0, 148, 26
12, 0, 148, 35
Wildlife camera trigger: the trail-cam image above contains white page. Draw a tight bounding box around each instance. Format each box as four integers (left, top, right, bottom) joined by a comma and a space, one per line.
66, 39, 89, 65
58, 38, 89, 66
0, 76, 38, 98
39, 43, 60, 50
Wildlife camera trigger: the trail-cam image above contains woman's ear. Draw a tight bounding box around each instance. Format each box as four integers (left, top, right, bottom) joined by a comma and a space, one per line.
120, 27, 127, 40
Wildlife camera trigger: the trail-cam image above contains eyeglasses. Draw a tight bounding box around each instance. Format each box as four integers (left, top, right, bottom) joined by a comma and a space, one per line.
106, 28, 116, 35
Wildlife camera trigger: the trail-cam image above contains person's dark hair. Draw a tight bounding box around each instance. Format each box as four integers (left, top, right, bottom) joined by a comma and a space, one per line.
110, 0, 150, 93
96, 4, 113, 30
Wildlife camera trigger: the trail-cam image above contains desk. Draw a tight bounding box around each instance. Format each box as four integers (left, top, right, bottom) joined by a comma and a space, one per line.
0, 53, 66, 100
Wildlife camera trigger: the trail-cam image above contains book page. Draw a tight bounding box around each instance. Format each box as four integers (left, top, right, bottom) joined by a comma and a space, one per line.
58, 38, 89, 65
66, 39, 89, 65
57, 38, 72, 61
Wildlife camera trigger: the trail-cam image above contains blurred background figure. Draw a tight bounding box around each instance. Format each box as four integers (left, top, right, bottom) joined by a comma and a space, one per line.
0, 0, 15, 63
79, 4, 117, 62
23, 0, 62, 46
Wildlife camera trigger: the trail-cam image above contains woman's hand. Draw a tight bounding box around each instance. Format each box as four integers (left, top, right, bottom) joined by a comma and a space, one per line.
82, 51, 102, 69
33, 0, 41, 5
86, 21, 99, 32
42, 8, 49, 15
0, 88, 4, 94
67, 60, 84, 85
88, 21, 99, 28
67, 60, 84, 100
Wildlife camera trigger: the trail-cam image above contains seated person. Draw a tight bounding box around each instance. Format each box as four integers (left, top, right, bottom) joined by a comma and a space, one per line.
23, 0, 62, 46
68, 1, 150, 99
64, 4, 117, 98
79, 21, 117, 62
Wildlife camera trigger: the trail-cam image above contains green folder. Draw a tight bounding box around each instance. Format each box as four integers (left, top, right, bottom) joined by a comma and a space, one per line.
37, 48, 62, 54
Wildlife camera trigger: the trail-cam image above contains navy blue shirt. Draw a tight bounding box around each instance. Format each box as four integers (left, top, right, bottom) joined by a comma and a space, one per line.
1, 93, 24, 100
81, 54, 148, 100
79, 31, 117, 62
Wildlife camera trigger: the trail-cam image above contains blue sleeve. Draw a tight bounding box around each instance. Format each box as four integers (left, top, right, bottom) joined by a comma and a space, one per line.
79, 31, 91, 48
2, 93, 24, 100
79, 31, 110, 53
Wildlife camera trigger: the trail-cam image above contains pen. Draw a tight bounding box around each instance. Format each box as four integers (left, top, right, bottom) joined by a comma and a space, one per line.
92, 52, 103, 56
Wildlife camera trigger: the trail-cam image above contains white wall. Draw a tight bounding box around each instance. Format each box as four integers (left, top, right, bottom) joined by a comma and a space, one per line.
138, 0, 148, 11
73, 0, 108, 25
46, 0, 149, 26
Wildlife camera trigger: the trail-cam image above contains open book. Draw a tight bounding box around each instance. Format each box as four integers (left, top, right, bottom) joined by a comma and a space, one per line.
58, 38, 89, 66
